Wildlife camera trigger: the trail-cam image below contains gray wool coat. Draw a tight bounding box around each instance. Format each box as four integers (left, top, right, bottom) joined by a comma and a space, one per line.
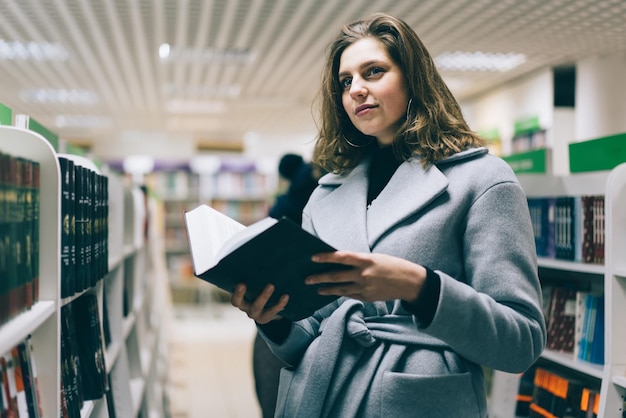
260, 147, 547, 418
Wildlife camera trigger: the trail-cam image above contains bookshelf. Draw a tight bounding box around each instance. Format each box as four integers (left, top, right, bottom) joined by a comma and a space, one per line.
0, 124, 170, 417
149, 160, 274, 304
488, 157, 626, 417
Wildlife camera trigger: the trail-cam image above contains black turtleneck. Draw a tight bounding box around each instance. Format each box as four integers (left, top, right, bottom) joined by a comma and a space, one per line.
367, 145, 402, 207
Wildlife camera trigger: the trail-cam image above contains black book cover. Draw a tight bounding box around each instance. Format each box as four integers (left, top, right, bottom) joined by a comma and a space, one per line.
185, 205, 348, 321
91, 170, 99, 286
17, 339, 41, 418
71, 294, 107, 400
60, 304, 82, 418
76, 165, 87, 292
31, 161, 40, 304
59, 157, 75, 298
0, 153, 9, 324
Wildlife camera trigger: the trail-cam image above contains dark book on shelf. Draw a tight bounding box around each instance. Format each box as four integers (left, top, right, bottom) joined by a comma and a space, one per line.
5, 155, 20, 318
184, 204, 348, 321
60, 304, 83, 417
71, 294, 108, 400
19, 157, 35, 309
581, 195, 605, 264
546, 286, 577, 352
0, 355, 18, 418
555, 196, 579, 261
588, 295, 605, 365
75, 164, 89, 292
31, 161, 40, 304
59, 157, 76, 298
17, 337, 43, 418
0, 153, 10, 324
94, 172, 109, 283
527, 197, 556, 258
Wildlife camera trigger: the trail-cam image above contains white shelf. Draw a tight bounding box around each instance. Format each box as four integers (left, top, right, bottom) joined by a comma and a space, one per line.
537, 258, 605, 275
540, 349, 604, 379
0, 125, 170, 418
505, 163, 626, 417
0, 301, 55, 354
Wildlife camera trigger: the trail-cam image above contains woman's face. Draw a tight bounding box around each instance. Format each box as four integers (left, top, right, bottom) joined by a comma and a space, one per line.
338, 37, 409, 146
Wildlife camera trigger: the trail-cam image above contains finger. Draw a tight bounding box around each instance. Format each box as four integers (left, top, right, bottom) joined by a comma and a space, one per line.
249, 284, 277, 317
316, 282, 356, 296
257, 294, 289, 324
312, 250, 367, 267
230, 283, 247, 308
306, 261, 360, 284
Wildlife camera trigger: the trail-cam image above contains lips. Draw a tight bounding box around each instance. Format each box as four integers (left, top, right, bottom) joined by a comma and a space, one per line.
355, 104, 377, 116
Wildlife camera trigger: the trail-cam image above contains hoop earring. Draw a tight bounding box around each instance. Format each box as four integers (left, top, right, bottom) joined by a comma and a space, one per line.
406, 98, 413, 120
343, 135, 373, 148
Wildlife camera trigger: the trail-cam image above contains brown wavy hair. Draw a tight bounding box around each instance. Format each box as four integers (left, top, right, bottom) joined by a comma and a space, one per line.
312, 13, 485, 174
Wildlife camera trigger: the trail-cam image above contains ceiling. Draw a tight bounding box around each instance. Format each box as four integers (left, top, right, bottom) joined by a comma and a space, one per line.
0, 0, 624, 152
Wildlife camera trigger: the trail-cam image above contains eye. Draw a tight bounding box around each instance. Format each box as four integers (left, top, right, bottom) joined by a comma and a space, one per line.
367, 67, 384, 77
340, 77, 352, 89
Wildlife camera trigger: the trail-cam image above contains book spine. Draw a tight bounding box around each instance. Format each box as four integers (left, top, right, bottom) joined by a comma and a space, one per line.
59, 157, 75, 298
9, 347, 29, 418
1, 354, 19, 418
61, 304, 83, 417
71, 294, 107, 400
76, 165, 86, 293
20, 158, 34, 309
0, 153, 8, 325
6, 156, 20, 319
31, 161, 40, 304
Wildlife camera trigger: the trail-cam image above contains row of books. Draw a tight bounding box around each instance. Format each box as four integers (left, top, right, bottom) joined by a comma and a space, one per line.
516, 366, 600, 418
527, 195, 605, 264
60, 293, 113, 418
59, 157, 109, 298
0, 336, 43, 418
0, 152, 40, 327
512, 128, 547, 153
543, 285, 604, 365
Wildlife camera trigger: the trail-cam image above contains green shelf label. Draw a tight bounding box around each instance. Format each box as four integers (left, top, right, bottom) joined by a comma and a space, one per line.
503, 148, 548, 174
28, 117, 59, 151
0, 102, 11, 125
569, 132, 626, 173
514, 116, 541, 136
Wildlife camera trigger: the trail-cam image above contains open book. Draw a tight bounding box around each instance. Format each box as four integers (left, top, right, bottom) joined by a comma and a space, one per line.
184, 204, 345, 321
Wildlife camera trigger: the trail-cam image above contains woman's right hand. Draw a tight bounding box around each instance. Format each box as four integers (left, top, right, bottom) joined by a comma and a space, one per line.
231, 283, 289, 325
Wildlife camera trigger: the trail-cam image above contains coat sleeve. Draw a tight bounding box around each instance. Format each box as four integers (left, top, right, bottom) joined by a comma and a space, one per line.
421, 180, 547, 373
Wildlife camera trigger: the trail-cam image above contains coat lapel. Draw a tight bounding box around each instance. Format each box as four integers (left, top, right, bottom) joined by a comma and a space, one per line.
366, 159, 448, 246
308, 163, 371, 252
307, 157, 449, 252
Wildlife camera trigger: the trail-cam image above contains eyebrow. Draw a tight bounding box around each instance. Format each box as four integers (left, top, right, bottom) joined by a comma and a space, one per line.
338, 59, 384, 79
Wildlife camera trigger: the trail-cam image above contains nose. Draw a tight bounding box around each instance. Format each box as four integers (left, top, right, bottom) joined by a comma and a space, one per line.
349, 77, 367, 99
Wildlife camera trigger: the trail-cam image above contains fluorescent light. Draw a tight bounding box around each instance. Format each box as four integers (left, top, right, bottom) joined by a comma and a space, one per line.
0, 40, 68, 61
159, 45, 256, 64
435, 51, 526, 72
159, 43, 171, 59
166, 99, 226, 114
55, 115, 112, 128
163, 84, 241, 98
20, 89, 99, 105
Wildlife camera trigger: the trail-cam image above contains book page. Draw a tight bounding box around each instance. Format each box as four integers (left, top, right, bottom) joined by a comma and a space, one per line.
185, 205, 246, 274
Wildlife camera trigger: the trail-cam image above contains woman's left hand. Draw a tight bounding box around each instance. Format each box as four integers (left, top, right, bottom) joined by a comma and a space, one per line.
305, 251, 427, 303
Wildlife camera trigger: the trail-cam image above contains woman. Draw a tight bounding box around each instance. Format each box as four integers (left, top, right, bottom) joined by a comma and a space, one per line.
232, 13, 546, 418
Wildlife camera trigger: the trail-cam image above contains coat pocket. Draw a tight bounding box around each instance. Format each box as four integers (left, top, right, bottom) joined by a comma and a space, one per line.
381, 371, 483, 417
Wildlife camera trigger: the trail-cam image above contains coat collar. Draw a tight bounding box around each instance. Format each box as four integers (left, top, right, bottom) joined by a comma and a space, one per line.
309, 147, 487, 250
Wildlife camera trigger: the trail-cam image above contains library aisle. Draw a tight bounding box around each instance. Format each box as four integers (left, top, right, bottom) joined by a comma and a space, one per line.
167, 299, 262, 418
